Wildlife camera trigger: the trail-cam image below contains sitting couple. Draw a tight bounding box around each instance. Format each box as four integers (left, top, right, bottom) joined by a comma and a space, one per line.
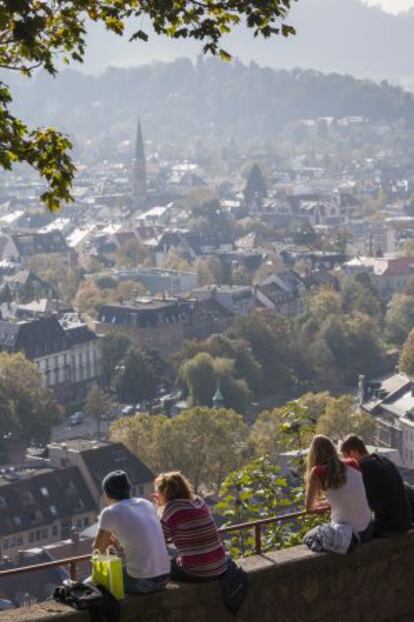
305, 434, 412, 553
93, 469, 227, 595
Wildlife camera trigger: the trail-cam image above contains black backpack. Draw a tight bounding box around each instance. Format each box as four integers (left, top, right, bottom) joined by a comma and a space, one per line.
53, 582, 120, 622
219, 558, 249, 615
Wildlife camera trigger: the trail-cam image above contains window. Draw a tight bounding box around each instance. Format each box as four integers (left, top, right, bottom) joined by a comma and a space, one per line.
83, 517, 90, 527
41, 528, 48, 539
52, 525, 58, 536
40, 487, 49, 498
17, 535, 23, 546
49, 505, 58, 517
3, 538, 8, 550
0, 496, 6, 509
35, 530, 41, 541
29, 532, 34, 543
144, 333, 153, 348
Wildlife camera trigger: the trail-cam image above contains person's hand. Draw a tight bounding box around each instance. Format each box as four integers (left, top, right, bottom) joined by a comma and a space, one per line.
313, 502, 330, 513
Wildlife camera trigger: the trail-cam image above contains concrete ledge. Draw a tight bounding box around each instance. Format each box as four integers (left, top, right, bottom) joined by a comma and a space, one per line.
4, 533, 414, 622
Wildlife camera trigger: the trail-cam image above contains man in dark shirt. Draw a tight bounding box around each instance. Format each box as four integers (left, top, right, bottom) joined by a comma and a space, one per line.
340, 434, 412, 535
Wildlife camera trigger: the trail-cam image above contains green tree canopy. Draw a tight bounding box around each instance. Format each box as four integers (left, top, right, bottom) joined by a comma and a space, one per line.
386, 294, 414, 345
85, 385, 113, 436
316, 394, 376, 442
113, 346, 164, 405
0, 0, 295, 209
110, 407, 249, 492
341, 274, 382, 321
0, 352, 61, 448
399, 328, 414, 376
179, 351, 252, 413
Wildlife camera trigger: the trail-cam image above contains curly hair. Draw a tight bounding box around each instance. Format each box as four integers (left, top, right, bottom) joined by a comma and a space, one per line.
154, 471, 194, 501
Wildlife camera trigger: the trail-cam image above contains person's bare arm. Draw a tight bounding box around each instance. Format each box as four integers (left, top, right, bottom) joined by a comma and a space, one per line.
305, 469, 322, 512
93, 528, 112, 553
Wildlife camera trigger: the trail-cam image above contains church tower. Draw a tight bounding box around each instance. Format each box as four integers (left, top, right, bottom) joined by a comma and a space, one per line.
131, 118, 146, 208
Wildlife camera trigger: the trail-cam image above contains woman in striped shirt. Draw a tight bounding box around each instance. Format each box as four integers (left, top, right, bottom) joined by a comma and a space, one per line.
154, 471, 228, 582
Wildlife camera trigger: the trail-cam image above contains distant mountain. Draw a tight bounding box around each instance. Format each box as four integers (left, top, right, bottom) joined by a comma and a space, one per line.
9, 59, 414, 152
79, 0, 414, 88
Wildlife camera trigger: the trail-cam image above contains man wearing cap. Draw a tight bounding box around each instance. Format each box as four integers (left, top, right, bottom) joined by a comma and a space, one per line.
94, 470, 170, 594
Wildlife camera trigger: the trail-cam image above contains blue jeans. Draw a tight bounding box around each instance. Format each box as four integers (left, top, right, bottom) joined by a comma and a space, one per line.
123, 569, 169, 594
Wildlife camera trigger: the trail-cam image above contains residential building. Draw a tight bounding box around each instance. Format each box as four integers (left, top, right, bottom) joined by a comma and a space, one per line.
255, 270, 307, 317
62, 316, 103, 402
97, 297, 187, 353
47, 440, 155, 506
360, 372, 414, 468
347, 220, 396, 256
94, 267, 197, 295
0, 316, 102, 404
191, 285, 256, 316
2, 270, 57, 302
0, 466, 96, 560
183, 298, 234, 340
0, 234, 20, 262
154, 230, 234, 266
12, 231, 71, 260
342, 256, 414, 301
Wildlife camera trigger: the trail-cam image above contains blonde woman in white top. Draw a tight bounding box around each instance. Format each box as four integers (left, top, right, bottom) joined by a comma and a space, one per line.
305, 435, 372, 541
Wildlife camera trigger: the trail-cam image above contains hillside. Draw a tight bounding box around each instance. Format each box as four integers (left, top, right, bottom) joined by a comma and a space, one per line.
11, 58, 414, 151
78, 0, 414, 87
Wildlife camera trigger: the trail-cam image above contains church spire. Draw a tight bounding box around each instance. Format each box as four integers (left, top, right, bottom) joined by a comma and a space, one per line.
131, 117, 146, 207
135, 119, 145, 160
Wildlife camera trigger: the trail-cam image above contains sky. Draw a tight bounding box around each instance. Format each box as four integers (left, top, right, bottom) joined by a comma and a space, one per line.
364, 0, 414, 12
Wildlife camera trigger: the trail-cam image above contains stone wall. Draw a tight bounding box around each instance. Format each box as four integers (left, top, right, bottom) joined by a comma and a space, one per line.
4, 532, 414, 622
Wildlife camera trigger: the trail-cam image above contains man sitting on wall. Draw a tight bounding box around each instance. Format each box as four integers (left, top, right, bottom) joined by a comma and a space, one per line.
94, 470, 170, 594
340, 435, 412, 536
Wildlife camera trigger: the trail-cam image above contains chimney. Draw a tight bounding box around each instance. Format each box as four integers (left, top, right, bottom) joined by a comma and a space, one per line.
357, 374, 365, 405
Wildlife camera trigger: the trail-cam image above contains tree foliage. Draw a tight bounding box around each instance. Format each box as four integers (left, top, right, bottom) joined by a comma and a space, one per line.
113, 347, 164, 405
216, 456, 325, 557
0, 352, 61, 451
386, 293, 414, 345
399, 328, 414, 376
179, 351, 252, 413
110, 407, 249, 492
85, 385, 113, 436
101, 332, 133, 386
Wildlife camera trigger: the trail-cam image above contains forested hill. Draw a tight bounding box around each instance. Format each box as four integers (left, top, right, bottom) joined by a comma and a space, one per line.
13, 58, 414, 147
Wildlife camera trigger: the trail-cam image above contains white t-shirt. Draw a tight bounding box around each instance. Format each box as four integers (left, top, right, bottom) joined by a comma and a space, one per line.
324, 465, 371, 532
98, 498, 170, 579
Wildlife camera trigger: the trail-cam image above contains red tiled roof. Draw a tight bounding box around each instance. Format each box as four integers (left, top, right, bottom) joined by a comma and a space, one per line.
384, 257, 414, 275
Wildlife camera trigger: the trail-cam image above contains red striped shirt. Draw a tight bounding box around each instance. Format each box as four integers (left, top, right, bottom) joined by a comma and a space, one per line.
160, 497, 227, 578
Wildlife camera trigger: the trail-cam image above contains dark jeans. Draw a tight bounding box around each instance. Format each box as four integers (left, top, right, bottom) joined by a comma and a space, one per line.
123, 569, 169, 594
170, 555, 229, 583
359, 521, 373, 543
350, 521, 373, 550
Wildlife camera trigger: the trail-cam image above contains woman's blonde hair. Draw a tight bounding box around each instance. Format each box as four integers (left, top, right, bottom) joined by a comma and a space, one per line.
154, 471, 194, 501
307, 435, 346, 490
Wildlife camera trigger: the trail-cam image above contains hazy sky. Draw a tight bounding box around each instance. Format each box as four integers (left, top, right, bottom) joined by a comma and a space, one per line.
364, 0, 414, 12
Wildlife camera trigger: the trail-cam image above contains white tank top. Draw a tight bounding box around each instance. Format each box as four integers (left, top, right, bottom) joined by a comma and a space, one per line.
322, 464, 371, 532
